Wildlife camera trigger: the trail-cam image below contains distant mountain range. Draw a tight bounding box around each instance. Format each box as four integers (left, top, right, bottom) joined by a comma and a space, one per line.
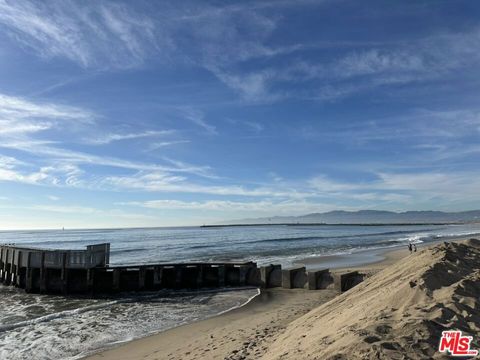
218, 210, 480, 225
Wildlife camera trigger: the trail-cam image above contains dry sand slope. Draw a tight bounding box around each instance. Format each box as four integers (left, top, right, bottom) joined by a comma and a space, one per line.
262, 240, 480, 360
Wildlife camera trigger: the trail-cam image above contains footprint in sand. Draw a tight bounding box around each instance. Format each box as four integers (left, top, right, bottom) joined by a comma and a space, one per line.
363, 335, 381, 344
380, 341, 400, 350
375, 324, 392, 335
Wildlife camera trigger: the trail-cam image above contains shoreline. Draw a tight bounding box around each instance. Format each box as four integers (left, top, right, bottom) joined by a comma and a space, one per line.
85, 237, 476, 360
75, 287, 263, 360
296, 234, 480, 271
85, 288, 339, 360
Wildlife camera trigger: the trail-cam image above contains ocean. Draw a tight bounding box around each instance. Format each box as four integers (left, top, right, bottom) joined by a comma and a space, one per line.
1, 223, 479, 359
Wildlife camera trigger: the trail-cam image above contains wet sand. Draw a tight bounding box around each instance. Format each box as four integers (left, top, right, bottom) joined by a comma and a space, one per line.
85, 288, 338, 360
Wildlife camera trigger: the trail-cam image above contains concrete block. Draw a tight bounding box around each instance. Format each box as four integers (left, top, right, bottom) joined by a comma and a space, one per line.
138, 267, 146, 290
307, 269, 331, 290
174, 266, 183, 289
218, 265, 225, 287
282, 266, 307, 289
153, 267, 163, 287
112, 269, 121, 291
260, 264, 282, 288
238, 266, 248, 286
86, 269, 94, 293
334, 271, 364, 292
196, 265, 204, 288
245, 267, 261, 286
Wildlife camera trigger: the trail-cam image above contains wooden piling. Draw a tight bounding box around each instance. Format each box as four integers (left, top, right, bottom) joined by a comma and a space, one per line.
218, 265, 225, 287
39, 252, 47, 293
238, 266, 248, 286
196, 265, 204, 288
87, 269, 94, 293
61, 252, 68, 294
153, 266, 163, 288
138, 267, 146, 290
175, 266, 183, 289
113, 268, 121, 291
3, 248, 10, 285
14, 251, 22, 287
25, 252, 33, 292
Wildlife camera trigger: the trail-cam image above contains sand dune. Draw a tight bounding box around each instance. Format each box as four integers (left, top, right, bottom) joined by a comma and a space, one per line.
262, 239, 480, 359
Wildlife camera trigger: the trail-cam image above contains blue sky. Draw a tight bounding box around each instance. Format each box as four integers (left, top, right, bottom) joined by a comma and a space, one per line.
0, 0, 479, 229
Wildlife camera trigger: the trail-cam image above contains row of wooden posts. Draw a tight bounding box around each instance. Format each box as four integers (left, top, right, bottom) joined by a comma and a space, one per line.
0, 244, 364, 295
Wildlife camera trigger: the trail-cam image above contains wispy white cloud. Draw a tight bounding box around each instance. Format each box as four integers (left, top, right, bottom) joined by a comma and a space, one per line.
0, 93, 92, 120
180, 108, 217, 135
2, 0, 478, 105
0, 156, 85, 187
0, 0, 161, 69
0, 155, 24, 169
294, 107, 480, 150
226, 118, 265, 134
1, 140, 216, 179
308, 176, 365, 193
120, 198, 339, 215
0, 120, 52, 135
0, 0, 306, 75
103, 169, 318, 199
1, 91, 478, 211
23, 204, 157, 221
0, 163, 47, 185
161, 157, 216, 179
86, 130, 175, 145
0, 2, 478, 219
29, 204, 99, 214
309, 171, 480, 205
0, 93, 95, 166
214, 27, 480, 102
0, 93, 217, 183
148, 140, 191, 151
211, 69, 280, 103
244, 121, 264, 133
103, 171, 275, 197
348, 192, 412, 203
376, 172, 480, 197
333, 49, 425, 78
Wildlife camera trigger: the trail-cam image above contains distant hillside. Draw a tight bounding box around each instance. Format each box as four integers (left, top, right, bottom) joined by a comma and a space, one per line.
219, 210, 480, 225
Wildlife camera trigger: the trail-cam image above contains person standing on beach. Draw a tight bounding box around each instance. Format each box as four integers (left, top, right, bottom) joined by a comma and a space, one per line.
408, 243, 413, 253
413, 244, 417, 252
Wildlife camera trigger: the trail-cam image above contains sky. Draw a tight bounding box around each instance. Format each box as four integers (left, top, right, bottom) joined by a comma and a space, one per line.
0, 0, 479, 229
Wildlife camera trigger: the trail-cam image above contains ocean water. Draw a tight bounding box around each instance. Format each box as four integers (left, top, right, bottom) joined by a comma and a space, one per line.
0, 223, 479, 359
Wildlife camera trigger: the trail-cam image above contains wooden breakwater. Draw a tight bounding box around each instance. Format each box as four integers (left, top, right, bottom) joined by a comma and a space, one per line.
0, 243, 363, 295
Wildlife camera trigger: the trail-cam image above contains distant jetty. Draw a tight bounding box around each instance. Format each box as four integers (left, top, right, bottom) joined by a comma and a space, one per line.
200, 222, 462, 228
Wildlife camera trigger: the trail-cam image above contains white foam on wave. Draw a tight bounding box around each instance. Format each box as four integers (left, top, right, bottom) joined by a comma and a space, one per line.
0, 287, 261, 360
217, 288, 261, 316
0, 300, 120, 333
436, 231, 480, 239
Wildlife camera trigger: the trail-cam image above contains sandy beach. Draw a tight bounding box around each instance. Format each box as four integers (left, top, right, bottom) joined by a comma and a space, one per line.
85, 241, 440, 360
86, 237, 480, 359
85, 288, 339, 360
